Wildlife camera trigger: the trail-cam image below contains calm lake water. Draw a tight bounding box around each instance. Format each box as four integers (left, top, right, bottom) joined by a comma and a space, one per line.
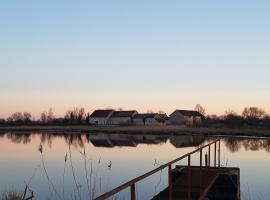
0, 132, 270, 200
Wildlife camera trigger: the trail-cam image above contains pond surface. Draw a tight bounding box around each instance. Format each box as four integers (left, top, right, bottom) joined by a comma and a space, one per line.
0, 132, 270, 200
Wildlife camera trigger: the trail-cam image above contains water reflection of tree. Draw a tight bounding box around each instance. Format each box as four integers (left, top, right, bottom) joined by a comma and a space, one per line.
223, 138, 270, 153
223, 138, 242, 153
3, 132, 270, 154
63, 134, 87, 149
40, 133, 53, 148
263, 140, 270, 152
242, 139, 270, 152
6, 133, 31, 144
2, 132, 90, 149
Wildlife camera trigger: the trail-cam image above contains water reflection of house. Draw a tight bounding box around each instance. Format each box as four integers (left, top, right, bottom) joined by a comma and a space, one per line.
133, 135, 168, 144
89, 134, 137, 147
88, 134, 115, 147
169, 110, 205, 126
170, 136, 204, 148
88, 134, 168, 147
109, 135, 138, 147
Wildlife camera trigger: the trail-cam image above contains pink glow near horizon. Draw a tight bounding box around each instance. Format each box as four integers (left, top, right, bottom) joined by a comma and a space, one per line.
1, 89, 270, 119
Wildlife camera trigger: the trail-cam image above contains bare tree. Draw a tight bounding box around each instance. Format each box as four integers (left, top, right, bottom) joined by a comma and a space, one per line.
157, 110, 165, 114
225, 109, 237, 116
65, 107, 86, 124
40, 108, 54, 124
40, 112, 47, 123
23, 112, 32, 123
195, 104, 206, 115
47, 108, 54, 122
242, 107, 266, 120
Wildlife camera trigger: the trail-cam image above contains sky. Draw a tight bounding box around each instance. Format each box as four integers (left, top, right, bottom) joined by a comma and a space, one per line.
1, 0, 270, 118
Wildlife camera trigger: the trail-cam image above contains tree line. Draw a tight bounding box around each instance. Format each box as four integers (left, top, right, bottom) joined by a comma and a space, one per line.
1, 106, 270, 129
204, 107, 270, 129
0, 107, 90, 126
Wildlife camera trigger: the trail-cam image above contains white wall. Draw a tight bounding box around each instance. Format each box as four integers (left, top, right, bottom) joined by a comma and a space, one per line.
89, 117, 106, 125
169, 111, 185, 125
109, 117, 132, 125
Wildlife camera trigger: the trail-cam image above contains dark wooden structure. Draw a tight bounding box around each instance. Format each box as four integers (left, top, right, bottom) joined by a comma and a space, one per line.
152, 166, 240, 200
94, 139, 240, 200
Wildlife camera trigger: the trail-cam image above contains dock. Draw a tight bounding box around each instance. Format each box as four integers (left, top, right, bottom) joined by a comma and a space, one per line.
153, 166, 240, 200
94, 139, 240, 200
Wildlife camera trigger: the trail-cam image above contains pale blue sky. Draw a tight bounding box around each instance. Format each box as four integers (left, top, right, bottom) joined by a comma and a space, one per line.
1, 1, 270, 117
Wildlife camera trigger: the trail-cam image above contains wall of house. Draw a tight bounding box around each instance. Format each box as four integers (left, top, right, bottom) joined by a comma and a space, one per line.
194, 116, 202, 125
184, 116, 194, 126
109, 117, 132, 125
133, 118, 160, 125
145, 118, 160, 125
133, 118, 144, 125
89, 117, 107, 125
169, 111, 185, 125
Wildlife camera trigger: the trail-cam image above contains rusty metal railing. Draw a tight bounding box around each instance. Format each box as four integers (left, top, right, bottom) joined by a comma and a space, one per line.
94, 139, 221, 200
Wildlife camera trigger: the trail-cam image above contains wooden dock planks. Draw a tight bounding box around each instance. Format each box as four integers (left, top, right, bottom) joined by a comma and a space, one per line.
152, 166, 240, 200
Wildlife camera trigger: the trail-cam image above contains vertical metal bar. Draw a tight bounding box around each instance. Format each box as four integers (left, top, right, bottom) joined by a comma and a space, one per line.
218, 139, 221, 167
214, 142, 217, 167
208, 145, 211, 167
200, 149, 202, 167
130, 184, 136, 200
188, 155, 191, 200
168, 164, 173, 200
205, 153, 208, 167
200, 148, 202, 195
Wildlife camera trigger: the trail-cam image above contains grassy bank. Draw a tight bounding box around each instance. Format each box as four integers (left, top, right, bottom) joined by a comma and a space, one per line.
0, 125, 270, 137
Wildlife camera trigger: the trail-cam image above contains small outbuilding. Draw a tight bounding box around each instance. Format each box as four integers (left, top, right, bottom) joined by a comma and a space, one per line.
89, 109, 114, 125
169, 110, 205, 126
133, 113, 169, 125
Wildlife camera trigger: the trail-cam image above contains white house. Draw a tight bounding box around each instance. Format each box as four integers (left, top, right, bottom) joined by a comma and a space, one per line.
169, 110, 204, 126
89, 109, 114, 125
133, 113, 169, 125
108, 110, 138, 125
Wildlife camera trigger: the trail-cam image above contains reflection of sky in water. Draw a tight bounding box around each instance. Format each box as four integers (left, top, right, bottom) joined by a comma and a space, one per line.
0, 133, 270, 199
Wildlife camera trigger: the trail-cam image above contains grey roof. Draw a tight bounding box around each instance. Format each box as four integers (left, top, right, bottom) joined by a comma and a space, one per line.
111, 111, 137, 118
172, 110, 205, 118
89, 110, 114, 118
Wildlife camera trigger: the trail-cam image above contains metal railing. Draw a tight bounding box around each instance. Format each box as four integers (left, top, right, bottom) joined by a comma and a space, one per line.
94, 139, 221, 200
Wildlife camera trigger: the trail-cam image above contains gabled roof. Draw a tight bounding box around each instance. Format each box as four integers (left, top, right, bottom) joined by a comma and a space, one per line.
133, 113, 158, 119
89, 109, 114, 118
155, 113, 169, 122
172, 110, 204, 118
111, 110, 137, 118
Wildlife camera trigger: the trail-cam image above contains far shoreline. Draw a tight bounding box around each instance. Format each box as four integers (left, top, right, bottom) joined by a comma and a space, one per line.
0, 125, 270, 138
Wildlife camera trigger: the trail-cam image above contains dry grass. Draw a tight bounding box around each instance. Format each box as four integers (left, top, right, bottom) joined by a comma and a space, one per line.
0, 125, 270, 137
0, 191, 21, 200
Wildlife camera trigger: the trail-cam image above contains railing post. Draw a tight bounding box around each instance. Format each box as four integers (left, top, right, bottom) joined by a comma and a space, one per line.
168, 164, 173, 200
188, 155, 191, 200
131, 184, 136, 200
208, 145, 211, 167
200, 148, 202, 195
214, 141, 217, 167
218, 139, 221, 167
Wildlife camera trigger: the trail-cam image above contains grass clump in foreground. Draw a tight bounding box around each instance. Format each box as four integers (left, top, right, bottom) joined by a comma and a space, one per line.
0, 191, 21, 200
1, 186, 34, 200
